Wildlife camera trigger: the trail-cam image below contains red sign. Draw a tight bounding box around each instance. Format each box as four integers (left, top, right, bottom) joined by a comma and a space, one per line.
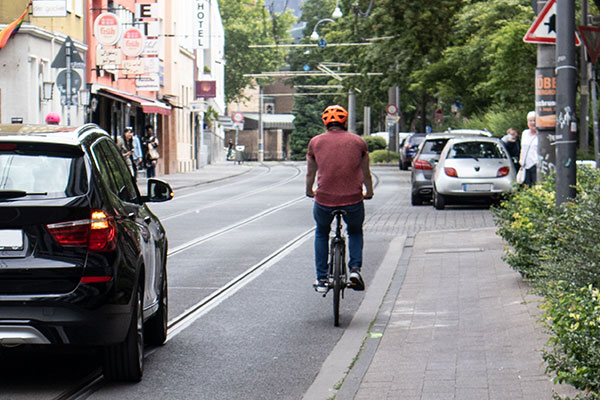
94, 13, 121, 46
578, 26, 600, 64
196, 80, 216, 98
523, 0, 581, 45
232, 112, 244, 123
121, 28, 145, 57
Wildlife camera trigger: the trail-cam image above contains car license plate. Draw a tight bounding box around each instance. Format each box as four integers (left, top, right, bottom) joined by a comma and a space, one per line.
0, 230, 23, 250
463, 183, 492, 192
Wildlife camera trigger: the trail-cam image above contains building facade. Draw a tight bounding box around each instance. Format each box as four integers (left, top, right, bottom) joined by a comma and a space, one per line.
0, 0, 226, 175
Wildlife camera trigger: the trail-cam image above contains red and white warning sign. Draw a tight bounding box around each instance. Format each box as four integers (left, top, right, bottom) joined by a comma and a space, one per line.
523, 0, 581, 45
578, 26, 600, 64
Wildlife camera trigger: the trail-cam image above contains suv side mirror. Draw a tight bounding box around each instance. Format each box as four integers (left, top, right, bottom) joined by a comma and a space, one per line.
145, 179, 174, 202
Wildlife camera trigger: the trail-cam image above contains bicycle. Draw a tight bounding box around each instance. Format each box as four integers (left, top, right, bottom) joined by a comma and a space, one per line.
321, 210, 350, 327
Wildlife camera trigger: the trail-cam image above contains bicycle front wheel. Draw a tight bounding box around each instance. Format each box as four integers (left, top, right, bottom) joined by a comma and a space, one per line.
332, 241, 344, 327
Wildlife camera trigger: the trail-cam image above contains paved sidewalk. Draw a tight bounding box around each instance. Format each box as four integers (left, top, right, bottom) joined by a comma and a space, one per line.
345, 228, 578, 400
137, 161, 252, 191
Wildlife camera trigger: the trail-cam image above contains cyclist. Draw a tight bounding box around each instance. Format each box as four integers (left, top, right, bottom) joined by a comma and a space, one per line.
305, 105, 374, 294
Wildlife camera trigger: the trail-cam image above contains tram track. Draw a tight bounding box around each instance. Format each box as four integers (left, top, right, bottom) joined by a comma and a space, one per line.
52, 227, 315, 400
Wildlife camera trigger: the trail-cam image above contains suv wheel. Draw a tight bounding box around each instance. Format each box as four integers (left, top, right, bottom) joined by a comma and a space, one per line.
411, 192, 423, 206
103, 285, 144, 382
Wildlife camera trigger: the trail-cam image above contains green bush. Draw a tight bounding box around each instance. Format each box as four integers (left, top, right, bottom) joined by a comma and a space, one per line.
492, 177, 557, 280
542, 282, 600, 398
445, 106, 527, 137
370, 149, 399, 164
362, 135, 387, 152
493, 166, 600, 398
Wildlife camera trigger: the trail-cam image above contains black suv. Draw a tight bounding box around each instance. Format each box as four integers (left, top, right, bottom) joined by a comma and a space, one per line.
0, 124, 173, 382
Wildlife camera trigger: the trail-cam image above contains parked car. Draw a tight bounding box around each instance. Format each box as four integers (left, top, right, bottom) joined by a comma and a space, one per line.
431, 136, 515, 210
410, 134, 454, 205
0, 123, 174, 382
410, 130, 496, 205
399, 133, 426, 170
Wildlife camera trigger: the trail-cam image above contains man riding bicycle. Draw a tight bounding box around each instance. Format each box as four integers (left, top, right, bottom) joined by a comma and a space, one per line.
305, 105, 374, 294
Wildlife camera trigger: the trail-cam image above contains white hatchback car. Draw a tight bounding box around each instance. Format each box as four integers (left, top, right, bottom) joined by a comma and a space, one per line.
432, 136, 516, 209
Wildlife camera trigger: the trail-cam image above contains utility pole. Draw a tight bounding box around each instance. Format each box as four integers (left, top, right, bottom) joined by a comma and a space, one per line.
348, 90, 356, 134
555, 0, 577, 205
580, 0, 590, 153
535, 0, 556, 182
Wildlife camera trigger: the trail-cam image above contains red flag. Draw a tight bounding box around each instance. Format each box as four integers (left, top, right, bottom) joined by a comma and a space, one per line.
0, 2, 31, 50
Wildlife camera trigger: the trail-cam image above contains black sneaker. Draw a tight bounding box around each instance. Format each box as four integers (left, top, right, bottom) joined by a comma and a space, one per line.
313, 279, 328, 294
349, 268, 365, 291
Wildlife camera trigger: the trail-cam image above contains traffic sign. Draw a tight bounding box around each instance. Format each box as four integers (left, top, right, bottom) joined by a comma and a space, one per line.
578, 26, 600, 64
51, 36, 84, 69
386, 104, 398, 115
318, 38, 327, 49
232, 112, 244, 123
56, 69, 82, 94
523, 0, 581, 45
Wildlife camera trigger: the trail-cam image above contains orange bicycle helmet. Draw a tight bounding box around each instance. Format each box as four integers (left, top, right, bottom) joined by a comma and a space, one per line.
322, 105, 348, 127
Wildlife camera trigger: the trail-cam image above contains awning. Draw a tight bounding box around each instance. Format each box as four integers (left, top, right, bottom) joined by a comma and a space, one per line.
94, 86, 172, 116
243, 113, 295, 130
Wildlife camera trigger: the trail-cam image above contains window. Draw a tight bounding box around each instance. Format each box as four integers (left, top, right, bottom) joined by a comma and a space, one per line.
449, 142, 506, 159
92, 139, 139, 203
0, 143, 88, 198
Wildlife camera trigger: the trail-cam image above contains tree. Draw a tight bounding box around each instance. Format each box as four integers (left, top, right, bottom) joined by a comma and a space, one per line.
220, 0, 295, 103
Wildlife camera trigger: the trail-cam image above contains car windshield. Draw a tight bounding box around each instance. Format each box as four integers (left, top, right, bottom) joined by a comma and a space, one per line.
448, 142, 505, 159
422, 139, 449, 154
0, 143, 88, 198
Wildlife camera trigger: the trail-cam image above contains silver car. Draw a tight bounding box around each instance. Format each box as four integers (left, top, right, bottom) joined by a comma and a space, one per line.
432, 136, 515, 210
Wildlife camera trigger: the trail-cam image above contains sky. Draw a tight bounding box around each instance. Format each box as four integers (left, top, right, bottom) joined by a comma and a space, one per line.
266, 0, 305, 18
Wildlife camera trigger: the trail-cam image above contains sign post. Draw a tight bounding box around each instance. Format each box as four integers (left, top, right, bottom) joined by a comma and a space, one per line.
232, 112, 244, 145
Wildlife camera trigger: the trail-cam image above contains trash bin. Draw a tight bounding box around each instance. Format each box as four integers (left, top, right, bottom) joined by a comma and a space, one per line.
235, 145, 245, 164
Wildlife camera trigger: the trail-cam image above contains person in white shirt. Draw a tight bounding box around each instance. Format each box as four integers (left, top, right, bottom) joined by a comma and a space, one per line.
519, 111, 538, 186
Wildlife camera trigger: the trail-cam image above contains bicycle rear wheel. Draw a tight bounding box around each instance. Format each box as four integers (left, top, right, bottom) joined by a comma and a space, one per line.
332, 241, 344, 327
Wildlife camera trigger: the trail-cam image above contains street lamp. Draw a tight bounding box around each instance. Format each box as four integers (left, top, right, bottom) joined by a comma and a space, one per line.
42, 81, 54, 101
310, 18, 335, 41
332, 0, 343, 19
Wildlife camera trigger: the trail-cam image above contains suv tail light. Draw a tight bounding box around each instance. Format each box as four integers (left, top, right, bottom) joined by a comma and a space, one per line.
413, 159, 432, 170
497, 166, 510, 177
47, 210, 117, 252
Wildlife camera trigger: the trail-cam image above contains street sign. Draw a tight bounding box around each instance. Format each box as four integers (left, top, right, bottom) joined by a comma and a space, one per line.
51, 36, 84, 69
96, 47, 121, 66
56, 69, 82, 94
578, 26, 600, 64
121, 27, 145, 57
232, 112, 244, 123
523, 0, 581, 45
94, 13, 121, 46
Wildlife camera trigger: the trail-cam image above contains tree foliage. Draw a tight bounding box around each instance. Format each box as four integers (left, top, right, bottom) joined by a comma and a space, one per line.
286, 0, 539, 158
220, 0, 295, 103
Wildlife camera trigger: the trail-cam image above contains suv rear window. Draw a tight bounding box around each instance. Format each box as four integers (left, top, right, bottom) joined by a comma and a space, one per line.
0, 143, 88, 198
422, 139, 450, 154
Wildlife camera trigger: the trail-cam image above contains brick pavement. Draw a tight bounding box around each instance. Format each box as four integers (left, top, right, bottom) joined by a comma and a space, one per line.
349, 228, 579, 400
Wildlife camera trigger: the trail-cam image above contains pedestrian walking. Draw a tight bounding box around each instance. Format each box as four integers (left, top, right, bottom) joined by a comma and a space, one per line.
305, 105, 374, 293
519, 111, 538, 186
116, 127, 136, 178
145, 134, 160, 178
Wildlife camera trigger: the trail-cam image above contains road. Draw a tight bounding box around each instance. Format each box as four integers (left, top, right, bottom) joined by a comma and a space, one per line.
0, 163, 495, 400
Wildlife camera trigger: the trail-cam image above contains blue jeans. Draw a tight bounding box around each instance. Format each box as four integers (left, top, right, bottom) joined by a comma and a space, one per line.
313, 201, 365, 280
